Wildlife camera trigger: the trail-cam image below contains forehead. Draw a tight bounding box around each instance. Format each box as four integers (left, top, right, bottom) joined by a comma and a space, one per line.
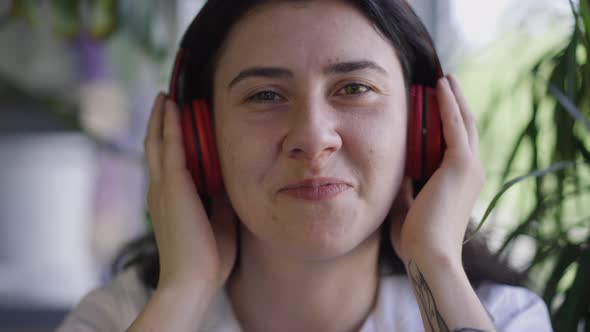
215, 1, 401, 79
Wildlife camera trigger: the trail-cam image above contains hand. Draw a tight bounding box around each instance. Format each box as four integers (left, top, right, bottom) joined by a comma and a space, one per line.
144, 93, 238, 292
389, 75, 485, 267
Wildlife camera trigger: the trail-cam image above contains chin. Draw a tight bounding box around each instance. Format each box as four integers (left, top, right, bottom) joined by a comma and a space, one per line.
275, 213, 381, 261
238, 196, 385, 262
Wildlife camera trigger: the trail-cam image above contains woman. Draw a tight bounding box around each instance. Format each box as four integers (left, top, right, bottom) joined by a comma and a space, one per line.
57, 0, 553, 331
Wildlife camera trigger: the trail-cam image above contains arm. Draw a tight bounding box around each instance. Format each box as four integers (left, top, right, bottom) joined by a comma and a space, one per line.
389, 75, 496, 332
406, 252, 496, 332
126, 94, 237, 331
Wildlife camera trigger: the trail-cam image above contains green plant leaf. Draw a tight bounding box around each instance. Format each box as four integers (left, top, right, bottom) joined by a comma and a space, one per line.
495, 184, 590, 258
542, 243, 579, 311
570, 0, 590, 53
548, 82, 590, 133
552, 246, 590, 331
579, 0, 590, 51
548, 62, 577, 210
529, 86, 543, 205
465, 160, 582, 244
528, 244, 560, 274
495, 219, 533, 260
479, 72, 534, 136
500, 121, 531, 183
574, 136, 590, 163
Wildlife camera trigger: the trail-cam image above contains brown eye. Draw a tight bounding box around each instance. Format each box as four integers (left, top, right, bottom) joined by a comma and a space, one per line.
338, 83, 371, 96
246, 91, 284, 103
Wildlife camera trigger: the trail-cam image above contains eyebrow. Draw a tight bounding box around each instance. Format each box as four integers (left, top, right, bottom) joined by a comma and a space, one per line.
227, 60, 387, 90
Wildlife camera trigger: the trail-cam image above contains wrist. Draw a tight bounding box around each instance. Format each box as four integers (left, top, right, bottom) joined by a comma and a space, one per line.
156, 279, 217, 305
158, 269, 220, 292
404, 244, 463, 272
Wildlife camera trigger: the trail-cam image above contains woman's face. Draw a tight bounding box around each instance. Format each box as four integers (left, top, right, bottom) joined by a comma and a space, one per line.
213, 1, 407, 260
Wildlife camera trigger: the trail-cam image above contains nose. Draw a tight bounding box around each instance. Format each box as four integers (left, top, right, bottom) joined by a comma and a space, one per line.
281, 99, 342, 167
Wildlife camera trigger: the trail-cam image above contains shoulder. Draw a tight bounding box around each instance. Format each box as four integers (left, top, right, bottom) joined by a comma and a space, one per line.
475, 281, 553, 331
56, 267, 150, 332
372, 275, 553, 331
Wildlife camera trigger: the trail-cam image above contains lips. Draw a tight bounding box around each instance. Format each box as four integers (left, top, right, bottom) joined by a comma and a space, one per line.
278, 178, 352, 200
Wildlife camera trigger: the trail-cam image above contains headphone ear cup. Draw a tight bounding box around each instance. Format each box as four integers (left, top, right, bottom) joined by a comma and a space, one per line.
192, 100, 224, 196
423, 86, 444, 179
406, 85, 444, 181
406, 85, 424, 180
181, 103, 205, 193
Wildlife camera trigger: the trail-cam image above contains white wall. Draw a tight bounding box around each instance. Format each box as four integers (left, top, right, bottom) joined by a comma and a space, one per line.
0, 134, 98, 308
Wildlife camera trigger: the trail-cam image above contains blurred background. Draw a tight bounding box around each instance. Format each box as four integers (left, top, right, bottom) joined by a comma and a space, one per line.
0, 0, 588, 331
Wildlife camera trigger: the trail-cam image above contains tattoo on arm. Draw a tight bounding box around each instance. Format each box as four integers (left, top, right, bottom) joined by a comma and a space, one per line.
407, 260, 489, 332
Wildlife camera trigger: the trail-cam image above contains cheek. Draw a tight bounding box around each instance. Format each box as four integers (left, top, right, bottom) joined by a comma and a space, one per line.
344, 107, 407, 207
216, 119, 286, 236
216, 118, 278, 194
348, 108, 407, 169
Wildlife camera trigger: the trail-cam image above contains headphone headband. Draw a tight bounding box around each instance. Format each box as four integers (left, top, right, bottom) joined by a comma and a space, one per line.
170, 1, 444, 103
169, 0, 446, 193
399, 0, 443, 78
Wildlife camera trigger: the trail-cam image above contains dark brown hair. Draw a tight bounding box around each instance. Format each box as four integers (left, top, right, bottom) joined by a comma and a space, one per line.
114, 0, 527, 291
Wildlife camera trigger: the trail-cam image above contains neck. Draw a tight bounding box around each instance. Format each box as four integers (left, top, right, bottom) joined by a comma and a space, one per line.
227, 227, 381, 332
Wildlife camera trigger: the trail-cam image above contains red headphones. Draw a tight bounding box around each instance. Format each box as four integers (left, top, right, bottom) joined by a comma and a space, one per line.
169, 13, 445, 198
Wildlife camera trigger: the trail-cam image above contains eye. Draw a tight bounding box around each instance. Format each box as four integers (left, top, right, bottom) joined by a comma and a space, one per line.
336, 83, 372, 96
246, 91, 285, 103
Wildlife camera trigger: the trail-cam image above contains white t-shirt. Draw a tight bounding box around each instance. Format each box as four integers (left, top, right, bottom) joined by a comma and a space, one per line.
56, 267, 553, 331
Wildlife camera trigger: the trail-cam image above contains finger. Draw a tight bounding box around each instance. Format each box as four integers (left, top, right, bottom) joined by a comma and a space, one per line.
437, 77, 470, 153
144, 93, 166, 182
447, 75, 480, 158
162, 98, 187, 173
